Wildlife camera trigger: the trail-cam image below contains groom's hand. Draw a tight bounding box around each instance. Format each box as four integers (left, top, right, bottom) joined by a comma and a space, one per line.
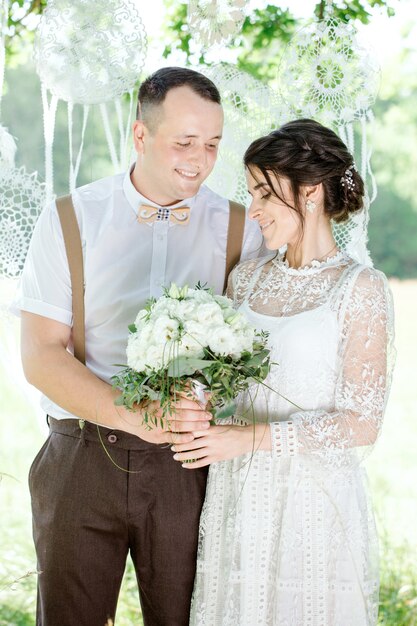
131, 396, 211, 445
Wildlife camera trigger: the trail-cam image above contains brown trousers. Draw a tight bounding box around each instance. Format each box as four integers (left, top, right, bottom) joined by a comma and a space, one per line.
29, 417, 208, 626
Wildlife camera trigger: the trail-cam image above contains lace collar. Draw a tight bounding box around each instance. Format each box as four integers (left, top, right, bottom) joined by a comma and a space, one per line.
271, 249, 350, 276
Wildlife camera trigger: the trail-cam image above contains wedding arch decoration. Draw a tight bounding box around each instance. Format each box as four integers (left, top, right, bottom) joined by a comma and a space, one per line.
33, 0, 148, 198
277, 10, 380, 264
188, 0, 247, 48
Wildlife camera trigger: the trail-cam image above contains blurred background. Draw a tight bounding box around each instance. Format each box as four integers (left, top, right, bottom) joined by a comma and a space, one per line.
1, 1, 416, 624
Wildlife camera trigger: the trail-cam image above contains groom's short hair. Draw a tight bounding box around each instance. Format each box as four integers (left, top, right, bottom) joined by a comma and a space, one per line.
137, 67, 221, 133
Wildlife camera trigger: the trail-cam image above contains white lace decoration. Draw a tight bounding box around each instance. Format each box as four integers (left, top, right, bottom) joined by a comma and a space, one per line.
188, 0, 247, 48
278, 17, 380, 127
277, 15, 380, 266
203, 63, 288, 206
33, 0, 147, 195
33, 0, 147, 105
0, 166, 48, 278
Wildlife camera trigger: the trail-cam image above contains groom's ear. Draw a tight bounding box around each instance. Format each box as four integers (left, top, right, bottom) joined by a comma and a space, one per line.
133, 120, 146, 155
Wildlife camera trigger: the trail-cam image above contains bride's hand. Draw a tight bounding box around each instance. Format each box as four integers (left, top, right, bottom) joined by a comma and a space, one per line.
171, 423, 271, 468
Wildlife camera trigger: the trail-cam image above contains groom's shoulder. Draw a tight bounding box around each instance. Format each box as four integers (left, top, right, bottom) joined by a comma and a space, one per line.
197, 184, 229, 210
72, 172, 124, 206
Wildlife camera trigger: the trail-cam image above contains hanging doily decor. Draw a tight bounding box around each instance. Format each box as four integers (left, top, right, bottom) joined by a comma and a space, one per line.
278, 17, 380, 127
34, 0, 147, 195
203, 64, 288, 205
0, 166, 47, 279
188, 0, 247, 48
277, 16, 380, 265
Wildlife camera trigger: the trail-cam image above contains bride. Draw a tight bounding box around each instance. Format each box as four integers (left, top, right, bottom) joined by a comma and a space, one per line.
172, 118, 395, 625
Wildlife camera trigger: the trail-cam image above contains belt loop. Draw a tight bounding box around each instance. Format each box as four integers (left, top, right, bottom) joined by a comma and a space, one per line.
78, 419, 87, 446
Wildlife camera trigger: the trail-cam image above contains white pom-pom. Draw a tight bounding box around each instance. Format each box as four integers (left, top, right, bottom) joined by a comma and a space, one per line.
0, 125, 17, 167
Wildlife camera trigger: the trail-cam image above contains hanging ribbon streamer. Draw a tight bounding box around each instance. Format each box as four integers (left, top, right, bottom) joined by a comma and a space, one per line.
100, 91, 136, 173
0, 0, 8, 114
68, 103, 90, 192
41, 85, 58, 202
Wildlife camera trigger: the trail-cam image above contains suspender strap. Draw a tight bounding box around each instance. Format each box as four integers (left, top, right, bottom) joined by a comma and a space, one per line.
224, 200, 246, 293
56, 195, 86, 365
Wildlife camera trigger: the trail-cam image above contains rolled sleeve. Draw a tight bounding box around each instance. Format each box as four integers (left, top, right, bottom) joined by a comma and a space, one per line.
10, 200, 73, 326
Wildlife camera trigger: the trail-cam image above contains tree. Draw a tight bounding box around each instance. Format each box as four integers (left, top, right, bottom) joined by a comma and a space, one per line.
162, 0, 395, 82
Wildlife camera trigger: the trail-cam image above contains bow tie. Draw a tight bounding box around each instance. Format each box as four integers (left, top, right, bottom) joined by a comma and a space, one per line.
137, 204, 191, 226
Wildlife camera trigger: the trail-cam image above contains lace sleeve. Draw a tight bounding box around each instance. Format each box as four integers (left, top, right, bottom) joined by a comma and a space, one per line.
270, 268, 395, 470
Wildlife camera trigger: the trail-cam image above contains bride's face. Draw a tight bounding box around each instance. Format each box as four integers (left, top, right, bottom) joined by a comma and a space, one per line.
246, 168, 301, 250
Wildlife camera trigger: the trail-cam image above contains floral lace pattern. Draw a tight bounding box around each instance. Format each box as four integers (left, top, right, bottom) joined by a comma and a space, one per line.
190, 253, 394, 626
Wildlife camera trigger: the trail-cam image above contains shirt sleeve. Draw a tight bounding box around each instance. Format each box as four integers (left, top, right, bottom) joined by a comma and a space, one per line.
10, 200, 73, 326
268, 268, 395, 470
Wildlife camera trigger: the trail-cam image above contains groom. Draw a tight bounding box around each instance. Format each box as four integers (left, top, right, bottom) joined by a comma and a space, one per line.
15, 67, 262, 625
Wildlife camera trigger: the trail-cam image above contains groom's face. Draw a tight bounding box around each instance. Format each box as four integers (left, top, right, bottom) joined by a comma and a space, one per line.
133, 86, 223, 206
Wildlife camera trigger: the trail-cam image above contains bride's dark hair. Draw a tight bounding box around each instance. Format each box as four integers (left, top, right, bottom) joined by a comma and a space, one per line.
244, 118, 364, 225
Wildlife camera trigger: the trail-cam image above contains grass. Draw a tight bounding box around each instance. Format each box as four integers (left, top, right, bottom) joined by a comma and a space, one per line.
1, 278, 416, 625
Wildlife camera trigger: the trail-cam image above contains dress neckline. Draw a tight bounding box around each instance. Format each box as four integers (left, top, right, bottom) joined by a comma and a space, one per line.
271, 249, 349, 276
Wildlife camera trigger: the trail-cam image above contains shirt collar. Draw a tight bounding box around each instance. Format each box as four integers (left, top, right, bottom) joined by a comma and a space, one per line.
122, 165, 197, 217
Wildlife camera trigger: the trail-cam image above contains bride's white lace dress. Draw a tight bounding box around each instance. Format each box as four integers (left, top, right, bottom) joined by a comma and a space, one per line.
190, 251, 395, 626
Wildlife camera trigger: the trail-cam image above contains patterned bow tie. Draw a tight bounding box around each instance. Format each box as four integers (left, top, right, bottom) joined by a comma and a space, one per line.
137, 204, 191, 226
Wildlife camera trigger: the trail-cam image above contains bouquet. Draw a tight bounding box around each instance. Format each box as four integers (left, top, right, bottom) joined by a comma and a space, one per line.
112, 283, 271, 427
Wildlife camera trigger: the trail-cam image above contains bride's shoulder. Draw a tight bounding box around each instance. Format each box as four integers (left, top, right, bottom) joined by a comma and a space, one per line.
344, 262, 391, 308
233, 253, 276, 281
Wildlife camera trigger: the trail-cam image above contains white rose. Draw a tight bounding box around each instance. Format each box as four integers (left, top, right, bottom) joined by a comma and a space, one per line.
188, 289, 213, 305
195, 302, 224, 326
153, 315, 181, 342
183, 320, 208, 348
179, 334, 205, 359
178, 299, 199, 321
126, 335, 146, 372
208, 325, 236, 356
143, 344, 165, 371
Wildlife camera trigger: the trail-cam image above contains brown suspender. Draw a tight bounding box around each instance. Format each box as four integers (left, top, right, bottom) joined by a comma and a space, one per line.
56, 195, 86, 365
56, 196, 246, 365
224, 200, 246, 293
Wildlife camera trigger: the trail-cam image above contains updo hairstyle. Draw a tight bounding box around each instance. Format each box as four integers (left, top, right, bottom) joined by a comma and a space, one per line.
243, 118, 364, 224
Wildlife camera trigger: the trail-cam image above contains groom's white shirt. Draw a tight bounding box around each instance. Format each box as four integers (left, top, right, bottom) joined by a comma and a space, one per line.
12, 169, 263, 420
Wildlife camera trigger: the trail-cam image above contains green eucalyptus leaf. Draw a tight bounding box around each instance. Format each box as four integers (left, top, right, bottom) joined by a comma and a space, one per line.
167, 356, 214, 377
214, 402, 237, 420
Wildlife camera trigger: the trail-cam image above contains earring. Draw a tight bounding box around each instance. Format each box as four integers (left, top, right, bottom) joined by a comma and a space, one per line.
306, 199, 316, 213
